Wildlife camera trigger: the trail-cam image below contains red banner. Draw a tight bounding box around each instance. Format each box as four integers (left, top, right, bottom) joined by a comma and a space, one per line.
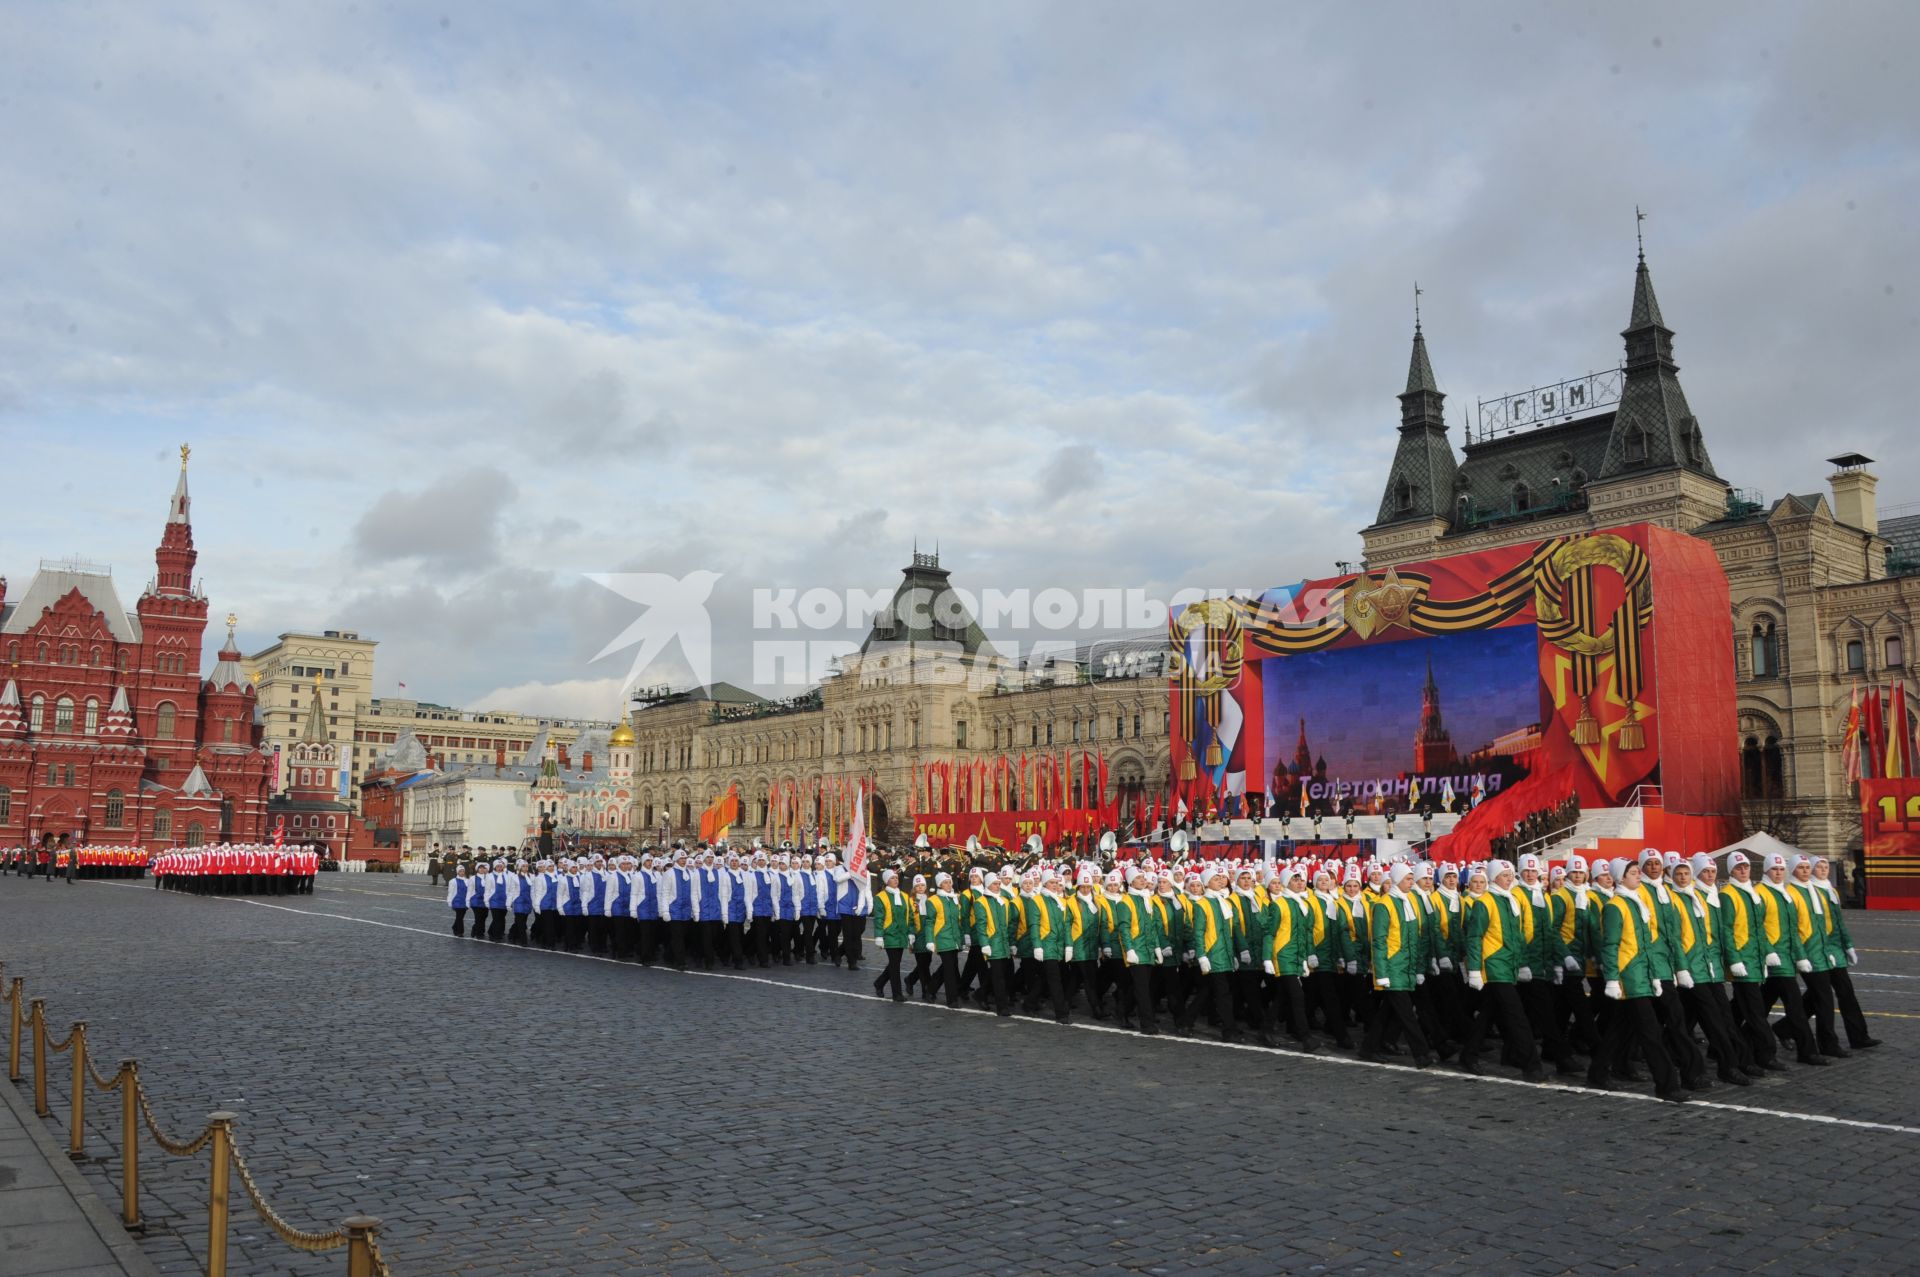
1863, 777, 1920, 910
913, 809, 1099, 851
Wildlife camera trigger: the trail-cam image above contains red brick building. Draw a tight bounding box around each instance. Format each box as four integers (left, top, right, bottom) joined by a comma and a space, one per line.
0, 451, 273, 851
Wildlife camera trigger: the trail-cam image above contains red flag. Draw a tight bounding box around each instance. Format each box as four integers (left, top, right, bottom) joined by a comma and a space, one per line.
1891, 682, 1914, 780
1864, 685, 1886, 782
846, 781, 869, 878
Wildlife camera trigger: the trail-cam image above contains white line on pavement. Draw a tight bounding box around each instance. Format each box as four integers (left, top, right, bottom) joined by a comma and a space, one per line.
87, 882, 1920, 1140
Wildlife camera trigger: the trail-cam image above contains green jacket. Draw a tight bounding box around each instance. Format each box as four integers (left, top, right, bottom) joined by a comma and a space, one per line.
1023, 892, 1070, 962
1266, 892, 1313, 977
1785, 881, 1840, 972
1235, 891, 1270, 971
923, 891, 964, 953
1636, 882, 1684, 981
1464, 889, 1529, 984
1716, 883, 1767, 982
1515, 883, 1559, 971
1427, 889, 1465, 968
1671, 886, 1723, 983
1756, 880, 1806, 969
1110, 891, 1163, 967
970, 891, 1013, 960
1601, 893, 1658, 999
1820, 882, 1856, 967
1307, 891, 1344, 968
873, 887, 916, 949
1338, 891, 1369, 971
1156, 894, 1188, 967
1367, 891, 1424, 991
1065, 892, 1104, 962
1188, 892, 1242, 972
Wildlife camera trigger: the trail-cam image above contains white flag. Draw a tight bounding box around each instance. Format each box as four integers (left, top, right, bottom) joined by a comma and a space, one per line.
846, 781, 869, 879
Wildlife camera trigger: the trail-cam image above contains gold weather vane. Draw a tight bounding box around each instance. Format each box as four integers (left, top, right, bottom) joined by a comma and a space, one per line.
180, 442, 191, 469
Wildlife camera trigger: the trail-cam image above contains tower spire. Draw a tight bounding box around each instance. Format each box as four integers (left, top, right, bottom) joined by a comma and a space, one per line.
1601, 234, 1716, 480
1369, 305, 1458, 530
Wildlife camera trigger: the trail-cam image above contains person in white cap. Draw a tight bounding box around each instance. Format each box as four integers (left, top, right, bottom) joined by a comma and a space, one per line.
1459, 860, 1546, 1081
1587, 858, 1686, 1101
1781, 855, 1846, 1058
1359, 862, 1436, 1068
1717, 850, 1784, 1071
1811, 856, 1878, 1050
902, 873, 935, 1001
1754, 851, 1826, 1065
1668, 857, 1753, 1086
870, 868, 913, 1002
1633, 849, 1709, 1090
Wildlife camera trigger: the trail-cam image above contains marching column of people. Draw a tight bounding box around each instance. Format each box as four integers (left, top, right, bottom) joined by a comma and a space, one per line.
439, 838, 1882, 1104
151, 844, 320, 894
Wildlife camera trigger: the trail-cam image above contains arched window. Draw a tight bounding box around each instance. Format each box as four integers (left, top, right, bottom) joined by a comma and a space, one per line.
1625, 426, 1648, 464
90, 646, 101, 666
54, 697, 74, 732
63, 765, 74, 787
155, 703, 177, 739
84, 699, 99, 735
1846, 639, 1865, 673
153, 810, 173, 840
46, 764, 56, 786
325, 816, 336, 830
222, 718, 235, 743
1393, 477, 1413, 512
4, 642, 14, 663
104, 790, 124, 828
35, 642, 47, 662
1750, 621, 1778, 678
1133, 714, 1143, 738
185, 822, 204, 848
115, 650, 127, 673
1889, 636, 1906, 669
0, 785, 9, 824
300, 768, 311, 787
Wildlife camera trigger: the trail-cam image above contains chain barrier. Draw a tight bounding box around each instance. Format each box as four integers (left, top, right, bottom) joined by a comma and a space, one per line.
5, 960, 396, 1276
228, 1135, 352, 1254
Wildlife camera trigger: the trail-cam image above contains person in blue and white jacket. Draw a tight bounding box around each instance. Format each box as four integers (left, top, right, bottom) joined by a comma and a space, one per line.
823, 850, 873, 971
816, 852, 842, 964
485, 857, 511, 941
631, 853, 662, 966
505, 858, 534, 947
560, 857, 588, 953
720, 849, 750, 970
608, 854, 635, 960
748, 849, 778, 968
775, 852, 802, 966
663, 849, 695, 970
446, 861, 475, 937
531, 859, 562, 950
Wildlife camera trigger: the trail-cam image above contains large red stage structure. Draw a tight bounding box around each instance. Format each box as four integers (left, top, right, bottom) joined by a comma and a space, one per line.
1168, 523, 1742, 860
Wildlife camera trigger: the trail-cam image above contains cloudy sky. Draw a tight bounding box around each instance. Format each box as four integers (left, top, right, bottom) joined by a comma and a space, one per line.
3, 2, 1913, 719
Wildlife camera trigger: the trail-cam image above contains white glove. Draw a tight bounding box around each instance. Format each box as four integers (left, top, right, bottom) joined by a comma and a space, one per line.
927, 943, 936, 953
1430, 960, 1440, 976
1157, 947, 1170, 962
1124, 950, 1137, 966
1563, 955, 1580, 972
1239, 950, 1252, 965
1676, 970, 1694, 990
1374, 977, 1391, 990
1765, 952, 1781, 969
1263, 960, 1275, 976
1466, 971, 1484, 991
1306, 954, 1319, 971
1033, 948, 1045, 962
1729, 962, 1747, 978
1184, 950, 1196, 962
1415, 974, 1425, 986
1064, 946, 1073, 961
1101, 947, 1112, 959
1199, 956, 1212, 975
1604, 980, 1623, 1001
1346, 961, 1359, 975
1847, 947, 1859, 965
1516, 966, 1532, 983
1438, 956, 1452, 971
1652, 979, 1663, 996
1795, 959, 1811, 974
1551, 968, 1563, 986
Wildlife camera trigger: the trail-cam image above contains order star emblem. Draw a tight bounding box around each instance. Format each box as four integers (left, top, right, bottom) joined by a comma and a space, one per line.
1346, 568, 1423, 640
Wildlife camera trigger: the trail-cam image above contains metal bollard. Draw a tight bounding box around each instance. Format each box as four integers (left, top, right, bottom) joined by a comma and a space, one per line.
344, 1215, 382, 1277
67, 1021, 86, 1160
119, 1060, 142, 1232
6, 977, 21, 1083
30, 999, 47, 1116
206, 1111, 235, 1277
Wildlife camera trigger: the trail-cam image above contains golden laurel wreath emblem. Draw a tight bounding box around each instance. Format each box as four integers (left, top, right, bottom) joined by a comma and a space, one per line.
1345, 567, 1423, 640
1166, 598, 1244, 690
1534, 534, 1648, 657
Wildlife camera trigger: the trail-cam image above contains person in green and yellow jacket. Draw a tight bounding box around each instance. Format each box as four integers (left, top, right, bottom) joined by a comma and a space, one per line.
1359, 863, 1435, 1067
1672, 856, 1757, 1086
1337, 866, 1370, 1035
1634, 851, 1708, 1089
924, 871, 966, 1008
1155, 872, 1188, 1027
1263, 865, 1315, 1050
870, 868, 914, 1002
1005, 871, 1032, 1001
1308, 867, 1352, 1048
902, 873, 936, 1002
1587, 859, 1685, 1101
1755, 852, 1825, 1065
1458, 861, 1545, 1081
1427, 863, 1469, 1046
1784, 855, 1845, 1058
1235, 867, 1277, 1047
1111, 868, 1163, 1034
1812, 856, 1878, 1050
1021, 867, 1072, 1023
969, 869, 1015, 1017
1550, 857, 1598, 1056
1514, 855, 1575, 1073
1066, 868, 1108, 1019
1178, 866, 1244, 1042
1715, 851, 1781, 1070
959, 867, 991, 1006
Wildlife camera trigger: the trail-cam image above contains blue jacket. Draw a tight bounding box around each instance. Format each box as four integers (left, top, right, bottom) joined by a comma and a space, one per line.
633, 870, 660, 921
611, 871, 632, 917
487, 873, 508, 910
562, 872, 586, 917
838, 871, 871, 917
820, 870, 841, 921
697, 867, 722, 921
726, 869, 748, 922
776, 872, 798, 921
586, 870, 608, 916
666, 868, 693, 921
799, 872, 819, 918
448, 877, 470, 909
536, 872, 560, 913
509, 873, 532, 915
751, 869, 775, 918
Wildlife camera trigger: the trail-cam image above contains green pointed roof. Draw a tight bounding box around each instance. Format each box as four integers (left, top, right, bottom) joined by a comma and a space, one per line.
1405, 326, 1440, 395
861, 552, 993, 658
1628, 254, 1665, 330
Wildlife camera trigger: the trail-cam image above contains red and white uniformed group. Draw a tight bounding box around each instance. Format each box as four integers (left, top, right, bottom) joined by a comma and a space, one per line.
153, 843, 320, 895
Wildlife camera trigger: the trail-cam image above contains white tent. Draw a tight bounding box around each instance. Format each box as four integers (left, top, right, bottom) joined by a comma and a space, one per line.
1708, 830, 1807, 864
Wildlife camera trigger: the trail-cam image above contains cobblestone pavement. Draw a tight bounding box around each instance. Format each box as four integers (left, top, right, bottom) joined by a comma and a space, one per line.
3, 874, 1919, 1276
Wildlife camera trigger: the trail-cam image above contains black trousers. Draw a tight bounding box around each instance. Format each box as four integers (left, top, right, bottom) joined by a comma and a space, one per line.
796, 917, 817, 961
1652, 984, 1705, 1084
1728, 980, 1777, 1065
587, 915, 610, 954
1763, 973, 1818, 1058
1308, 970, 1351, 1045
1829, 967, 1873, 1047
1129, 964, 1158, 1033
986, 957, 1013, 1016
842, 916, 867, 970
1800, 969, 1841, 1055
932, 949, 963, 1006
1682, 982, 1751, 1075
667, 919, 691, 968
561, 914, 586, 952
1590, 995, 1680, 1093
723, 921, 746, 968
959, 947, 987, 1000
1558, 969, 1597, 1053
905, 948, 933, 999
750, 917, 774, 966
1182, 971, 1237, 1040
695, 920, 719, 968
470, 907, 491, 939
1070, 959, 1102, 1013
1271, 973, 1311, 1043
776, 920, 797, 963
1364, 988, 1432, 1062
874, 947, 906, 998
487, 907, 507, 941
1462, 982, 1539, 1071
1024, 957, 1069, 1020
531, 913, 556, 950
450, 908, 467, 937
508, 911, 530, 946
636, 918, 660, 963
1518, 979, 1569, 1064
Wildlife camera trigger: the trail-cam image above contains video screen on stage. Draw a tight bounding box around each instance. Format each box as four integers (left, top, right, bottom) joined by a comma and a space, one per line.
1262, 626, 1542, 815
